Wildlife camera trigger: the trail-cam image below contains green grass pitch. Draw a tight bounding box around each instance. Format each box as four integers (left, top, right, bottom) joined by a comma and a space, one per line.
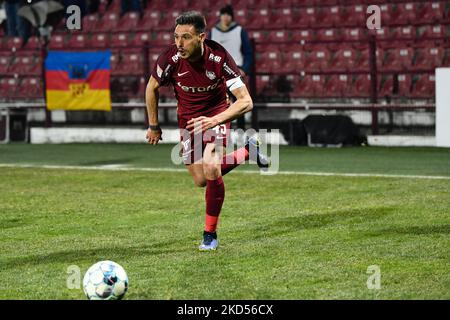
0, 144, 449, 299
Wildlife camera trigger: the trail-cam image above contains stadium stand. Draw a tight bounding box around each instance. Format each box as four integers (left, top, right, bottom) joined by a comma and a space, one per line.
0, 0, 448, 104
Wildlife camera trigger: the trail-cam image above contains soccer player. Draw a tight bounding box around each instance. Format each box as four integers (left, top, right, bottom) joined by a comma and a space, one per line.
145, 11, 269, 251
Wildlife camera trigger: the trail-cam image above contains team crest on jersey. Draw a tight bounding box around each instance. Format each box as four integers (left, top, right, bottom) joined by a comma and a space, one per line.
206, 70, 216, 80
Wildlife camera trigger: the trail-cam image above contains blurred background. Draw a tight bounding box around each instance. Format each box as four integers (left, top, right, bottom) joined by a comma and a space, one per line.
0, 0, 449, 146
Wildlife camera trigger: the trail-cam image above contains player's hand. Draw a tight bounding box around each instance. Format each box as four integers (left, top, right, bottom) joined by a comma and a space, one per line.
186, 116, 220, 135
146, 127, 162, 145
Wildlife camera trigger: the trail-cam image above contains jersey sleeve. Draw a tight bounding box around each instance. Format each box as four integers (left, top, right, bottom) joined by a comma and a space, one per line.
151, 48, 175, 87
222, 50, 245, 91
222, 50, 242, 81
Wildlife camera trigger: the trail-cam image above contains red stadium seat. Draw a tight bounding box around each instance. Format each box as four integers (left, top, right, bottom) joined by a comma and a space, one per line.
48, 34, 65, 50
0, 78, 19, 99
132, 32, 151, 47
349, 75, 371, 98
154, 12, 177, 31
393, 3, 417, 25
378, 75, 393, 97
98, 0, 108, 14
111, 33, 130, 48
415, 2, 443, 24
110, 50, 121, 75
323, 75, 351, 98
234, 8, 248, 25
418, 25, 445, 40
267, 30, 290, 43
313, 8, 330, 28
316, 29, 342, 42
136, 10, 162, 31
342, 5, 366, 27
397, 26, 416, 40
136, 77, 147, 99
248, 30, 267, 43
246, 9, 270, 30
372, 27, 391, 42
412, 47, 444, 71
5, 37, 23, 50
9, 55, 38, 75
148, 51, 160, 69
230, 0, 249, 10
342, 28, 367, 42
105, 0, 121, 13
397, 74, 412, 97
353, 47, 371, 72
292, 75, 325, 98
255, 51, 282, 74
291, 29, 314, 44
151, 31, 173, 46
291, 7, 316, 28
280, 48, 305, 73
443, 51, 450, 67
412, 74, 435, 98
445, 4, 450, 22
320, 6, 345, 27
206, 11, 220, 29
67, 34, 88, 49
329, 47, 357, 72
319, 0, 338, 5
304, 47, 331, 73
89, 33, 110, 49
115, 50, 144, 76
171, 0, 190, 10
116, 12, 141, 32
381, 48, 413, 72
255, 75, 271, 97
146, 0, 172, 11
248, 0, 272, 10
379, 4, 393, 25
23, 36, 41, 50
270, 0, 293, 9
0, 53, 12, 74
269, 8, 293, 29
16, 77, 43, 99
96, 12, 119, 32
82, 14, 99, 33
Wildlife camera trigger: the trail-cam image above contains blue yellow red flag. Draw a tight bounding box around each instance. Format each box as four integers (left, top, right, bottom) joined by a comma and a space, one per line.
45, 51, 111, 111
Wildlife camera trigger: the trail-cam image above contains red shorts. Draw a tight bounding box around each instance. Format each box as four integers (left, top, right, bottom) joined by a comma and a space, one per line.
178, 117, 231, 165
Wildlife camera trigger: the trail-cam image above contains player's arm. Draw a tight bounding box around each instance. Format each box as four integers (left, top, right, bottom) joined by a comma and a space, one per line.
186, 81, 253, 133
145, 75, 162, 145
212, 84, 253, 125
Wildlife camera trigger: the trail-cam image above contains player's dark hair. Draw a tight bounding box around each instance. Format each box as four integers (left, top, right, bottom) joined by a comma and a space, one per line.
175, 11, 206, 34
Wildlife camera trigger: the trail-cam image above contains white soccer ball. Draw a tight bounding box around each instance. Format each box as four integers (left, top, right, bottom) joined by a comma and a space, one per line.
83, 260, 129, 300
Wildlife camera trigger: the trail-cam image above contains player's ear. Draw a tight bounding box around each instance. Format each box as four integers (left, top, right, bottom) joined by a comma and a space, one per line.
198, 32, 206, 42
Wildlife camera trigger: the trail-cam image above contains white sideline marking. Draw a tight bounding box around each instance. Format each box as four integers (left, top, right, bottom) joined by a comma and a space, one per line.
0, 163, 450, 180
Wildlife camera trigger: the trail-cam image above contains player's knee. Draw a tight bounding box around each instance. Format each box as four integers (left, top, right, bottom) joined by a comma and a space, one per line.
203, 163, 221, 180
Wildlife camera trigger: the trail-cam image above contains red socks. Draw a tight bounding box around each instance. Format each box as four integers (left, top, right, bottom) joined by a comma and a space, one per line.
221, 147, 249, 176
204, 147, 249, 232
204, 177, 225, 233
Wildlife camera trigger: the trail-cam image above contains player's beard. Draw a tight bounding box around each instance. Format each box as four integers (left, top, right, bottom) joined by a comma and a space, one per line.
187, 42, 204, 62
